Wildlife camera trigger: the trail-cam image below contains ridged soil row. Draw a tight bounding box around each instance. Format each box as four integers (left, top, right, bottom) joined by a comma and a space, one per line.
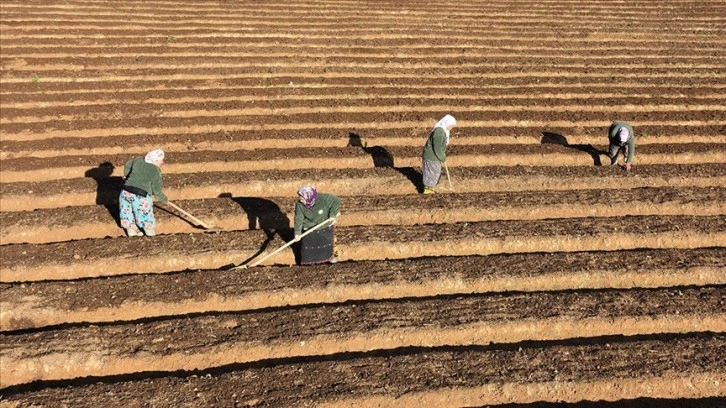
3, 126, 724, 160
2, 103, 722, 138
1, 20, 721, 41
3, 2, 720, 23
2, 89, 723, 111
2, 164, 724, 211
5, 96, 723, 124
2, 215, 724, 282
2, 248, 724, 331
2, 143, 724, 183
2, 187, 724, 245
2, 16, 721, 39
4, 55, 724, 71
5, 63, 724, 80
2, 334, 723, 407
1, 286, 723, 388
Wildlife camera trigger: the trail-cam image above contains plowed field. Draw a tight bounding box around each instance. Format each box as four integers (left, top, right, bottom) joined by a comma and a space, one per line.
1, 1, 725, 407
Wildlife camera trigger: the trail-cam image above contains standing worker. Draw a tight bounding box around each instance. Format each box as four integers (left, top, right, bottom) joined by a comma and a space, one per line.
119, 149, 168, 236
421, 114, 457, 194
607, 121, 636, 171
293, 186, 341, 265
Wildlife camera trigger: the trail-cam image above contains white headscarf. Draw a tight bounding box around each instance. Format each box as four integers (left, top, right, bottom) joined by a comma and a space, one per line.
144, 149, 165, 166
618, 127, 630, 143
432, 114, 457, 145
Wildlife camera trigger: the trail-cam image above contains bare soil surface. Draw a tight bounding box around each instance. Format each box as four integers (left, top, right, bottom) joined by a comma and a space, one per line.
2, 215, 725, 282
2, 247, 724, 331
1, 0, 724, 406
2, 286, 724, 388
2, 335, 724, 407
2, 186, 724, 244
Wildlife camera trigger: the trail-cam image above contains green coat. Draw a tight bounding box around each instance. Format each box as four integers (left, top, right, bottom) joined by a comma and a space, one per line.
294, 193, 340, 236
422, 127, 448, 163
608, 121, 636, 164
123, 157, 168, 202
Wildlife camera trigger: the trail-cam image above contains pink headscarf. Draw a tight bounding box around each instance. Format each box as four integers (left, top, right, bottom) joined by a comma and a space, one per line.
145, 149, 165, 166
298, 186, 318, 209
432, 114, 457, 145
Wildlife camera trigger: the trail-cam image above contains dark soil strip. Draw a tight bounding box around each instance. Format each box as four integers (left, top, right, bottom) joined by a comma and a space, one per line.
2, 164, 724, 201
0, 247, 721, 320
1, 215, 723, 277
2, 334, 723, 406
2, 187, 722, 237
2, 143, 723, 173
1, 108, 723, 135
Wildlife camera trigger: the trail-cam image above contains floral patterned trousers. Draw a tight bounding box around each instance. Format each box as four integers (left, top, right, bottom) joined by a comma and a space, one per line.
119, 190, 156, 235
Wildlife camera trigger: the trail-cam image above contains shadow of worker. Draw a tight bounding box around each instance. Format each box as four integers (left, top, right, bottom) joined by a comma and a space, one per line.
220, 193, 292, 265
348, 132, 423, 192
84, 162, 124, 226
541, 131, 605, 166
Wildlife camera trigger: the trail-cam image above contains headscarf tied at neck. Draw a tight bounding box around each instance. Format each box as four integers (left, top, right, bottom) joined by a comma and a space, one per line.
298, 186, 318, 209
432, 114, 457, 145
618, 127, 630, 144
145, 149, 165, 166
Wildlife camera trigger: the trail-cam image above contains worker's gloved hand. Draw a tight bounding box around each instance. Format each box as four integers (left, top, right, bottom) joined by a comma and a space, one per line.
625, 163, 632, 172
294, 235, 301, 242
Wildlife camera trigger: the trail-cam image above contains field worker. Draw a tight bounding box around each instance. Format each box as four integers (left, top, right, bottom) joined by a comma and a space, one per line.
607, 121, 636, 171
293, 186, 341, 265
422, 114, 457, 194
119, 149, 168, 237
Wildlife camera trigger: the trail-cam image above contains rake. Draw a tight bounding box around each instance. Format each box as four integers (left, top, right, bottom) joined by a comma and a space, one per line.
236, 217, 336, 270
165, 201, 224, 231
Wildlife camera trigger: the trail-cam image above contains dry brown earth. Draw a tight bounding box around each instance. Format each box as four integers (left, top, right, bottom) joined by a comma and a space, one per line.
1, 0, 724, 407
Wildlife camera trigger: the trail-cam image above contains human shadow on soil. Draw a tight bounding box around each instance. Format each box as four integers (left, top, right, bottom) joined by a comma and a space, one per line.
84, 162, 123, 226
541, 131, 606, 166
220, 193, 295, 266
348, 132, 424, 192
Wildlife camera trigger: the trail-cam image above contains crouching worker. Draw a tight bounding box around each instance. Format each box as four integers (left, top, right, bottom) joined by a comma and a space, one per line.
293, 186, 341, 265
119, 149, 168, 237
607, 121, 636, 171
422, 114, 457, 194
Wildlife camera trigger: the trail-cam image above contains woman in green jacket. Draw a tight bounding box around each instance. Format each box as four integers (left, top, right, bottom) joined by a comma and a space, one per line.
119, 149, 168, 236
293, 186, 341, 265
608, 121, 636, 171
421, 114, 457, 194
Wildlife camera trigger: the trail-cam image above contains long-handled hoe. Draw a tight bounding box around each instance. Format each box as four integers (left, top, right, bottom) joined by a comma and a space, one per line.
440, 162, 455, 191
236, 217, 336, 270
164, 201, 224, 231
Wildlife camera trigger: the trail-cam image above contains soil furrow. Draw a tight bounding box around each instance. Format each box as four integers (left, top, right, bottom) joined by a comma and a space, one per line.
1, 30, 723, 43
2, 119, 724, 143
1, 215, 724, 282
5, 61, 725, 76
3, 101, 723, 125
1, 286, 723, 387
2, 187, 723, 245
2, 91, 724, 110
2, 78, 721, 98
2, 70, 724, 86
3, 50, 724, 61
2, 125, 723, 160
1, 335, 723, 406
3, 10, 720, 26
1, 164, 724, 212
2, 143, 724, 183
2, 248, 723, 331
